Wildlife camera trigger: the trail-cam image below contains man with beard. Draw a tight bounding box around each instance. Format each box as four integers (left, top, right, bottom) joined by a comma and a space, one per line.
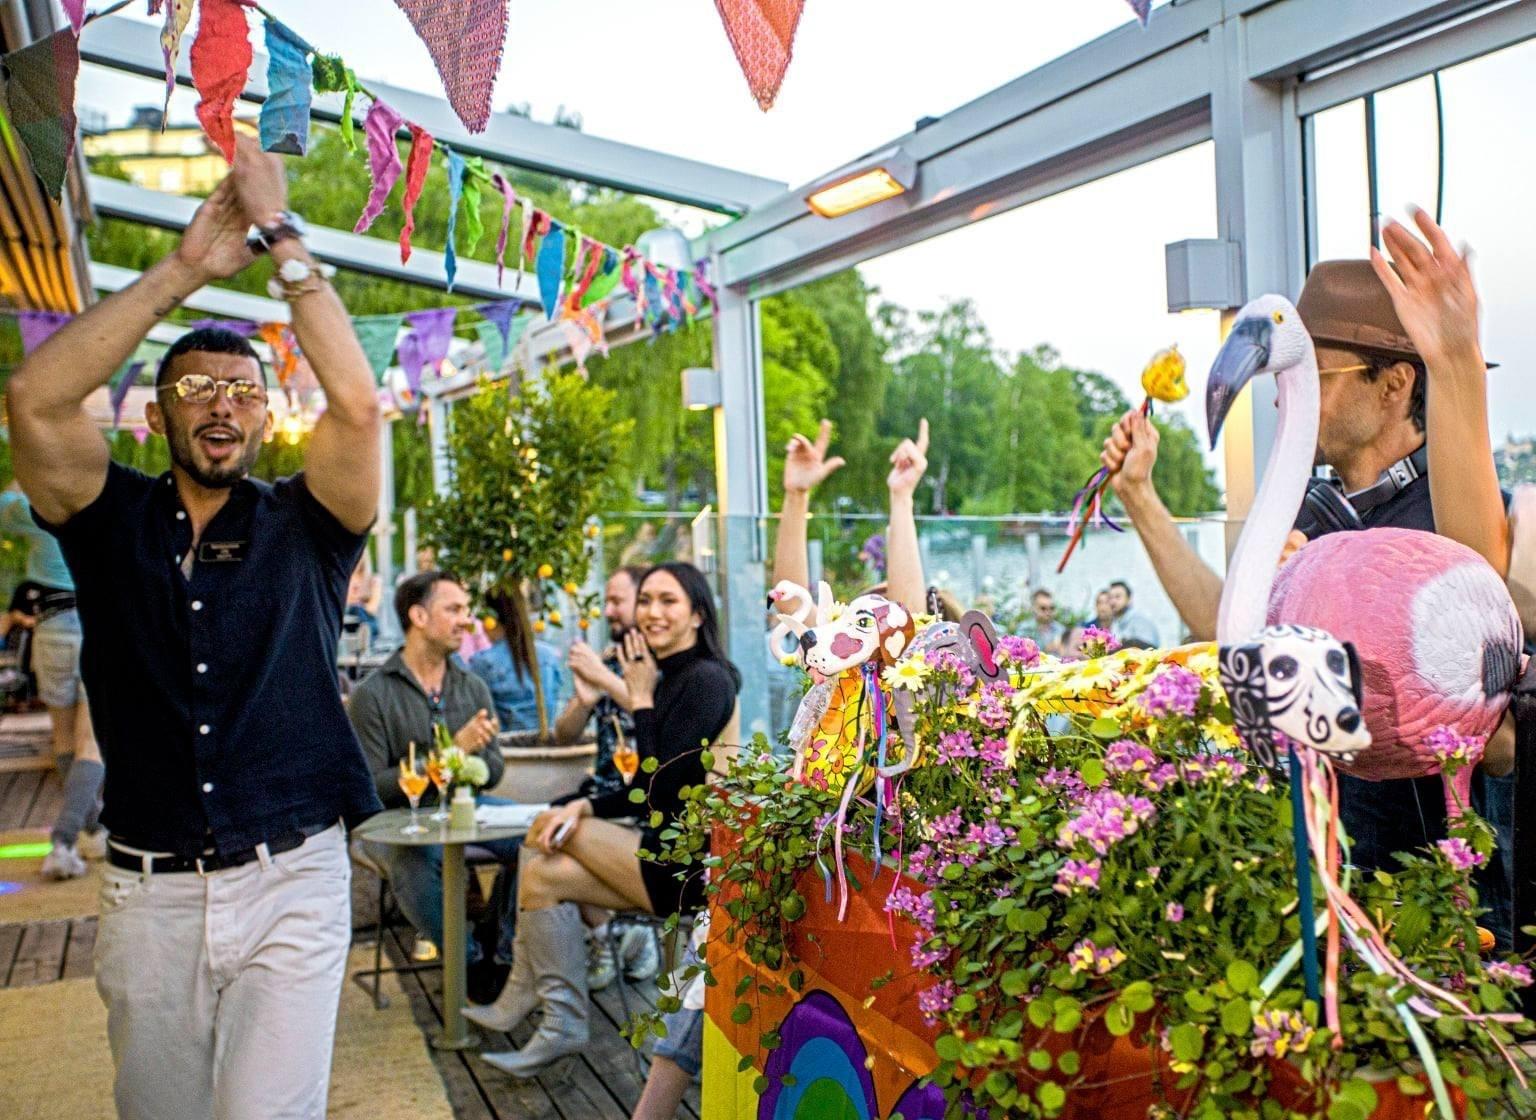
6, 137, 381, 1119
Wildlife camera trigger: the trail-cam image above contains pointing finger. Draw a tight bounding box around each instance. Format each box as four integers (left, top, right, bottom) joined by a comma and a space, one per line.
812, 418, 833, 458
915, 418, 930, 456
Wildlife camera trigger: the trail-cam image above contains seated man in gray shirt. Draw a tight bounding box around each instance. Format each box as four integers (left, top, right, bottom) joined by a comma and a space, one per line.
348, 571, 521, 970
1106, 580, 1159, 648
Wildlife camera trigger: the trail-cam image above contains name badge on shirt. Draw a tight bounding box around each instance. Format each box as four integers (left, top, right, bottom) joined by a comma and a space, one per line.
198, 540, 247, 563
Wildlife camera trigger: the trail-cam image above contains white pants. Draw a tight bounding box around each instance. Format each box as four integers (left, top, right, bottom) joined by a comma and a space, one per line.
94, 825, 351, 1120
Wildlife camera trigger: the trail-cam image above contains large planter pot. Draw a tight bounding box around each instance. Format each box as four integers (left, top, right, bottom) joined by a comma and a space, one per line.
488, 734, 595, 803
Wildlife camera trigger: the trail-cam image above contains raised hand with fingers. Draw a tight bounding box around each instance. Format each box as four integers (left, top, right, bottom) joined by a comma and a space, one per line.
174, 177, 257, 283
1371, 207, 1483, 372
783, 419, 846, 496
620, 630, 660, 709
887, 418, 930, 498
1103, 409, 1161, 497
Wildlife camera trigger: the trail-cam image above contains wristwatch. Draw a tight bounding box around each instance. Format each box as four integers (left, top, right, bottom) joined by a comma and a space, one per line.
246, 210, 309, 255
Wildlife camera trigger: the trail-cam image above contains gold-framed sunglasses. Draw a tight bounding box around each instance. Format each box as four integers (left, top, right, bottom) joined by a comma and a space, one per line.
1317, 364, 1370, 377
155, 374, 268, 408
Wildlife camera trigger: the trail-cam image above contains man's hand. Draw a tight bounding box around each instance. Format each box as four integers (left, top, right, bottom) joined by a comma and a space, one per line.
887, 418, 929, 498
174, 177, 256, 283
228, 134, 290, 227
1103, 409, 1160, 498
1279, 529, 1308, 567
783, 419, 845, 496
1373, 208, 1482, 371
571, 668, 600, 707
453, 708, 498, 753
568, 641, 607, 684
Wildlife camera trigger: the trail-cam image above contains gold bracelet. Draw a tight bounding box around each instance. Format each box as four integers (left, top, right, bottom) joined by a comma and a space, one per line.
267, 257, 336, 302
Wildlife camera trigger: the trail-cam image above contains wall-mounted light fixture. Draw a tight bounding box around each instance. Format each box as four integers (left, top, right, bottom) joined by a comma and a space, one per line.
804, 146, 917, 219
1165, 239, 1243, 313
681, 366, 722, 411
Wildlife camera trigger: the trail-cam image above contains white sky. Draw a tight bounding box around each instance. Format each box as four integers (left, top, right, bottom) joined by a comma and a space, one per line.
73, 0, 1536, 468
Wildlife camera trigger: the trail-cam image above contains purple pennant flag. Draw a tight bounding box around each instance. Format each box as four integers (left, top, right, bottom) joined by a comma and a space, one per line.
62, 0, 86, 35
17, 310, 72, 353
1125, 0, 1151, 24
474, 299, 522, 354
110, 360, 146, 426
396, 307, 457, 396
490, 172, 516, 286
188, 317, 261, 337
356, 99, 405, 233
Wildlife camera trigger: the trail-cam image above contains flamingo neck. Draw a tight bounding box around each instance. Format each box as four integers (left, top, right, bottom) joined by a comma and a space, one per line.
1216, 345, 1320, 644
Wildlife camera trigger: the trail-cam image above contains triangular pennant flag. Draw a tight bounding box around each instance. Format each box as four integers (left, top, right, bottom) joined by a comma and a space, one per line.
535, 223, 565, 322
397, 307, 457, 395
444, 148, 465, 291
187, 317, 260, 337
191, 0, 253, 163
62, 0, 87, 36
16, 309, 72, 353
257, 321, 299, 384
473, 319, 505, 371
399, 123, 434, 263
713, 0, 804, 111
581, 247, 623, 309
489, 172, 516, 286
460, 155, 485, 256
260, 20, 314, 155
474, 299, 521, 354
390, 0, 508, 134
355, 99, 404, 233
160, 0, 194, 116
560, 302, 608, 372
1, 30, 82, 199
110, 360, 146, 427
1125, 0, 1151, 25
353, 313, 405, 384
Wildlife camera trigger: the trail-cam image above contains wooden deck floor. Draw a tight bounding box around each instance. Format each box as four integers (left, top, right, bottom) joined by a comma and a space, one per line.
0, 768, 699, 1119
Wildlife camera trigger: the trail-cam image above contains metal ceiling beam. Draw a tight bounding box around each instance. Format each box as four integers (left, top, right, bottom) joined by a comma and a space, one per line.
79, 14, 785, 215
88, 174, 533, 302
91, 261, 291, 322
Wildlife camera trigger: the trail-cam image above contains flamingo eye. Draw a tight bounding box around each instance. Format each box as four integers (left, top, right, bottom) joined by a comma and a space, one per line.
1272, 311, 1285, 324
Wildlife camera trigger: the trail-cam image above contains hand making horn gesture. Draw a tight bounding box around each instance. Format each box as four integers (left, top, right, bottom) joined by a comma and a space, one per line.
783, 419, 846, 496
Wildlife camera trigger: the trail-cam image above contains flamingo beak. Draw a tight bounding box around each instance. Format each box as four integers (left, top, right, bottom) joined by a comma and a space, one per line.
1206, 315, 1272, 449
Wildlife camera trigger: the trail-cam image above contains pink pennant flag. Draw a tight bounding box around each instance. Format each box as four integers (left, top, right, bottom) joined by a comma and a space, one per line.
160, 0, 194, 117
490, 172, 517, 286
355, 100, 405, 233
713, 0, 804, 111
62, 0, 87, 35
1125, 0, 1151, 24
391, 0, 508, 133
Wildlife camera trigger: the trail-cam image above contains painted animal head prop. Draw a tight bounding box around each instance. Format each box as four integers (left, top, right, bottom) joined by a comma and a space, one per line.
1219, 624, 1371, 769
769, 581, 917, 683
889, 611, 1003, 753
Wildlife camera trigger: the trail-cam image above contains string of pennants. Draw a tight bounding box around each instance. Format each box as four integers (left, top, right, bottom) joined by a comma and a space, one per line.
10, 295, 536, 425
0, 0, 716, 344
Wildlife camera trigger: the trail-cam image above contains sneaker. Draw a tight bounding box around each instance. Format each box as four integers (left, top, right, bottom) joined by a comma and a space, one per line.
40, 842, 86, 881
77, 827, 107, 862
619, 924, 660, 982
586, 933, 616, 992
411, 936, 439, 963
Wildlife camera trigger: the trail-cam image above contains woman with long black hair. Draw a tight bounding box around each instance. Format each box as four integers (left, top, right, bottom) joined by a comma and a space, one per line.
469, 562, 740, 1076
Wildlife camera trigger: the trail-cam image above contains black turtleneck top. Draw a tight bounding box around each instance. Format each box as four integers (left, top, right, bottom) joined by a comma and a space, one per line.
587, 644, 737, 824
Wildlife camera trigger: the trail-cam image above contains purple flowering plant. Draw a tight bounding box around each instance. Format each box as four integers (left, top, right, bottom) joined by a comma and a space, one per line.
637, 626, 1533, 1116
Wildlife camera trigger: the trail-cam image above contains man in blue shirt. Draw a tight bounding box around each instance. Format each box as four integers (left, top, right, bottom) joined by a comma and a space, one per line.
7, 138, 381, 1120
0, 486, 102, 879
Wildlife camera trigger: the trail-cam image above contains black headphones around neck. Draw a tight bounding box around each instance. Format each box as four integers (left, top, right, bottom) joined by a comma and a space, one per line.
1296, 445, 1427, 538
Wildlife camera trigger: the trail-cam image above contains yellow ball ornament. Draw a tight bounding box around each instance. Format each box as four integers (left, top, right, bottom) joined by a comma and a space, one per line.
1140, 345, 1188, 404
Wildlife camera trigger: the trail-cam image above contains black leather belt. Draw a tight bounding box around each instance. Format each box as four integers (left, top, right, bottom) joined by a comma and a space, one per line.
107, 821, 334, 876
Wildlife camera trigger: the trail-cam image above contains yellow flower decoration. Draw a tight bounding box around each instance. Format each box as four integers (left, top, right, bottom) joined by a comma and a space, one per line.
883, 658, 931, 692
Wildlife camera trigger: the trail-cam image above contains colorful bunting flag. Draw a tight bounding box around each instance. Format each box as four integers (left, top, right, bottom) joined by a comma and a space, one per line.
444, 148, 465, 291
62, 0, 87, 36
1125, 0, 1151, 24
474, 299, 522, 354
534, 223, 565, 319
160, 0, 194, 117
110, 360, 146, 426
581, 247, 623, 309
310, 54, 359, 151
355, 99, 405, 233
390, 0, 508, 134
187, 318, 261, 337
352, 313, 406, 383
259, 20, 314, 156
1, 30, 82, 199
257, 321, 299, 385
460, 155, 486, 255
489, 172, 516, 287
399, 123, 434, 263
16, 310, 72, 353
396, 307, 457, 396
473, 319, 505, 371
191, 0, 253, 163
713, 0, 804, 111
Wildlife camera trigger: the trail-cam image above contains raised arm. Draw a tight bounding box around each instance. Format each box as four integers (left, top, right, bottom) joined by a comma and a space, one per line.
1373, 209, 1507, 576
1104, 410, 1223, 641
228, 136, 380, 534
773, 419, 844, 589
885, 418, 929, 613
7, 178, 254, 525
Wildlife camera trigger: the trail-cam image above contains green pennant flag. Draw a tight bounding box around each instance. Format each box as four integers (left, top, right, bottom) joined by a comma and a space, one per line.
353, 313, 405, 384
474, 319, 505, 371
461, 156, 486, 256
1, 29, 81, 199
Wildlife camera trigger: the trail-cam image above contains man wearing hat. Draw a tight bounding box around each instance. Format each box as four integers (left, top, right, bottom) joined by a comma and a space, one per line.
1100, 208, 1516, 933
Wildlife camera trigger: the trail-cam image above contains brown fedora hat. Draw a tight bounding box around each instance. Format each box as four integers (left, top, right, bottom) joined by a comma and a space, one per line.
1296, 259, 1497, 368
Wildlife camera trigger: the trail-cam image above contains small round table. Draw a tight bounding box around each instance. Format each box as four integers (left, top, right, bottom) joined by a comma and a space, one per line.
354, 808, 526, 1050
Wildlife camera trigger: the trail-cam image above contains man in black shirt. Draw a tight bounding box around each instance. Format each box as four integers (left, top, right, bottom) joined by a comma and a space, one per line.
1100, 221, 1515, 936
8, 137, 381, 1119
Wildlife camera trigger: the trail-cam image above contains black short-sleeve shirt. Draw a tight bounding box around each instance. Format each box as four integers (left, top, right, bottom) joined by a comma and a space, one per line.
36, 462, 382, 857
